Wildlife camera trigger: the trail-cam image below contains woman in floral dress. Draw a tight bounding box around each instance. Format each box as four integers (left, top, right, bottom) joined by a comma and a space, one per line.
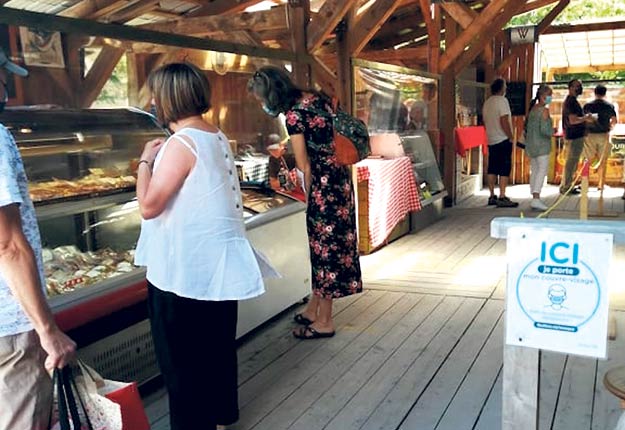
248, 66, 362, 339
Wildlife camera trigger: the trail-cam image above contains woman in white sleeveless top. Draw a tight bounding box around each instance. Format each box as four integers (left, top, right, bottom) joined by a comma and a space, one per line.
134, 63, 265, 430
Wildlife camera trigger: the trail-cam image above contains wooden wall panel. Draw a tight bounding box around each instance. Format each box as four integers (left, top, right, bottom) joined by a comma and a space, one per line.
208, 71, 284, 151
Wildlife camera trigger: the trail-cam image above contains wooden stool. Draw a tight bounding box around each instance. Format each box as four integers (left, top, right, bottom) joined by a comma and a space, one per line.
604, 366, 625, 408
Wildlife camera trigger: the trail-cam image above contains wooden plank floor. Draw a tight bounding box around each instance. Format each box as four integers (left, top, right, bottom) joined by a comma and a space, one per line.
145, 184, 625, 430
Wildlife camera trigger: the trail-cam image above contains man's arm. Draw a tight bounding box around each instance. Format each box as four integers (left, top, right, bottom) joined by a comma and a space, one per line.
0, 204, 75, 369
500, 115, 514, 141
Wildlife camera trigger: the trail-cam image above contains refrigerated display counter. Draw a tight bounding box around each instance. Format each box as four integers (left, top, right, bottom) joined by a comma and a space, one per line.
3, 108, 310, 384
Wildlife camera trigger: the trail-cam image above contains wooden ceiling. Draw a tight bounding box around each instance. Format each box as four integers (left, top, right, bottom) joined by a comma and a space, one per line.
1, 0, 569, 72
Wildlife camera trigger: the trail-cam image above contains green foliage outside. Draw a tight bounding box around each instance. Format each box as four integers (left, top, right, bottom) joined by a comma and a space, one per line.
92, 54, 128, 108
509, 0, 625, 26
510, 0, 625, 84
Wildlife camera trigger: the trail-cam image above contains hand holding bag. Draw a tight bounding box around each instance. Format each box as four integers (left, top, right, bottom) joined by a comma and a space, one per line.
50, 364, 122, 430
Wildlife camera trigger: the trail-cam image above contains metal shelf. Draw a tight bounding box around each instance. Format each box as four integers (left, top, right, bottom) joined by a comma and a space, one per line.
35, 191, 137, 221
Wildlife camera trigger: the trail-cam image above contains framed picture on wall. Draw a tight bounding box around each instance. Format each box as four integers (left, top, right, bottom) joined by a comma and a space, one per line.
0, 25, 24, 105
19, 27, 65, 68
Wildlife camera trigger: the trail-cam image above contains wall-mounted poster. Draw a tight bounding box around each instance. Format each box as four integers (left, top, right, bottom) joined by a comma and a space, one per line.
19, 27, 65, 68
0, 25, 24, 105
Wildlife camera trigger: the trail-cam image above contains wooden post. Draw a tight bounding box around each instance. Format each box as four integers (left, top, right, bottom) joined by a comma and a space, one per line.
288, 0, 311, 88
335, 8, 355, 113
440, 12, 457, 204
441, 69, 456, 205
502, 345, 540, 430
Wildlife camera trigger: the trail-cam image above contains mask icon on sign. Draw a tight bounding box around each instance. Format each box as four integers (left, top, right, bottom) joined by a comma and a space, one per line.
547, 284, 567, 311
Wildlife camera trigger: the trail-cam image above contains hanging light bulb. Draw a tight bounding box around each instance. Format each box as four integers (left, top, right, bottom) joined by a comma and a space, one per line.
210, 51, 236, 75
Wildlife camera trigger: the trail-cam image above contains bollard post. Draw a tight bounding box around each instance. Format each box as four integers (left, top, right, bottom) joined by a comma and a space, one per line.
580, 159, 589, 220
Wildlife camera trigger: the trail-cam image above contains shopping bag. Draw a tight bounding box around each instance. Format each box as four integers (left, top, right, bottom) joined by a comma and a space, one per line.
50, 365, 122, 430
79, 362, 149, 430
100, 380, 150, 430
50, 367, 91, 430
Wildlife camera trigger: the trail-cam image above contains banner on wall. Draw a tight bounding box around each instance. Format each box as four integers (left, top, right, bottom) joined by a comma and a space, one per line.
19, 27, 65, 68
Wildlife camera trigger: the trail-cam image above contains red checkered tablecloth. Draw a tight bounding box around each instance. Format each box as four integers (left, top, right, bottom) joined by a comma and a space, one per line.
356, 156, 421, 249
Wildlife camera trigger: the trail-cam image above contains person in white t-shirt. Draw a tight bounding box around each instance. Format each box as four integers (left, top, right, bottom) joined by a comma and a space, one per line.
482, 78, 519, 208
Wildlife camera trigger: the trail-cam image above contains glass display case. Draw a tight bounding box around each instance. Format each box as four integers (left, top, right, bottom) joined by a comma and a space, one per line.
2, 109, 310, 355
353, 60, 445, 201
3, 108, 162, 308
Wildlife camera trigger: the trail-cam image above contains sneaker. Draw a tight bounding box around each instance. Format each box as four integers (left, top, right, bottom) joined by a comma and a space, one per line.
496, 196, 519, 208
530, 199, 548, 211
487, 196, 498, 206
560, 187, 581, 195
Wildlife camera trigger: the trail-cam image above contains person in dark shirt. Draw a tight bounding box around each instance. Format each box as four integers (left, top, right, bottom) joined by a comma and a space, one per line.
559, 79, 593, 195
582, 85, 617, 191
266, 134, 301, 193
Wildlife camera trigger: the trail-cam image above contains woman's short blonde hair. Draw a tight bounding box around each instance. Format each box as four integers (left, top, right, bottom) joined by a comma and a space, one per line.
147, 62, 211, 125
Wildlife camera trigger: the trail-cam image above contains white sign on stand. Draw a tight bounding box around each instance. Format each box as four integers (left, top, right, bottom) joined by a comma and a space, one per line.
506, 228, 612, 359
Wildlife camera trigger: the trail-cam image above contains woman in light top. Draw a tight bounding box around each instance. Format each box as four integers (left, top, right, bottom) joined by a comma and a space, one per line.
524, 84, 554, 211
134, 62, 265, 430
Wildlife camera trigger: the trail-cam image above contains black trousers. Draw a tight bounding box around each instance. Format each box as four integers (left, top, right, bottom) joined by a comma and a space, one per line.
147, 282, 239, 430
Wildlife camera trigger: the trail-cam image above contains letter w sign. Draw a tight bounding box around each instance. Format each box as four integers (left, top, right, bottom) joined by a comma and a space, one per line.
509, 25, 536, 45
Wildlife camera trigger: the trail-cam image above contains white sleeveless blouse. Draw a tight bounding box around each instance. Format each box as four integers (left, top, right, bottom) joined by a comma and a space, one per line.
134, 128, 265, 301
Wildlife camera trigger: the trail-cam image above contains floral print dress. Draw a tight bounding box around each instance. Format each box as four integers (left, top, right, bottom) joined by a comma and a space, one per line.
285, 95, 363, 299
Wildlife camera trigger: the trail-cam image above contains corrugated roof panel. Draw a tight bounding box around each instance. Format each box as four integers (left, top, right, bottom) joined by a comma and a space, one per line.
159, 0, 198, 14
4, 0, 80, 14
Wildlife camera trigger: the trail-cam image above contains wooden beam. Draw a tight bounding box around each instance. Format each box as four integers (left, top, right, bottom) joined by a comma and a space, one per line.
288, 0, 311, 87
107, 0, 160, 23
373, 11, 426, 42
307, 0, 357, 52
536, 0, 570, 34
426, 3, 441, 73
59, 0, 125, 18
359, 46, 428, 63
439, 1, 475, 29
311, 55, 337, 96
439, 0, 514, 72
452, 1, 528, 75
520, 0, 559, 14
542, 20, 625, 35
80, 46, 124, 107
185, 0, 261, 17
141, 6, 288, 36
337, 8, 356, 111
350, 0, 402, 56
0, 7, 304, 63
370, 26, 428, 50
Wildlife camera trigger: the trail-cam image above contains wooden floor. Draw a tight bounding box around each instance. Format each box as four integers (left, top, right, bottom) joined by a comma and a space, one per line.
145, 184, 625, 430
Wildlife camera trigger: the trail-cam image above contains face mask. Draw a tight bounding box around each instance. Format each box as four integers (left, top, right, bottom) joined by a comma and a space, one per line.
262, 104, 279, 117
545, 95, 552, 105
0, 82, 7, 113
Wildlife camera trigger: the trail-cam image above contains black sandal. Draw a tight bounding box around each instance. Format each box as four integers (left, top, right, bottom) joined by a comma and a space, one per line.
294, 313, 314, 325
293, 326, 335, 340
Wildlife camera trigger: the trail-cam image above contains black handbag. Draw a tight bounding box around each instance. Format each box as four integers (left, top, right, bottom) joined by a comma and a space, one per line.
50, 366, 94, 430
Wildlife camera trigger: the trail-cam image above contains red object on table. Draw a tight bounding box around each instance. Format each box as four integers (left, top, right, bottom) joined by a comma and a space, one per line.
356, 156, 421, 249
455, 126, 488, 156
